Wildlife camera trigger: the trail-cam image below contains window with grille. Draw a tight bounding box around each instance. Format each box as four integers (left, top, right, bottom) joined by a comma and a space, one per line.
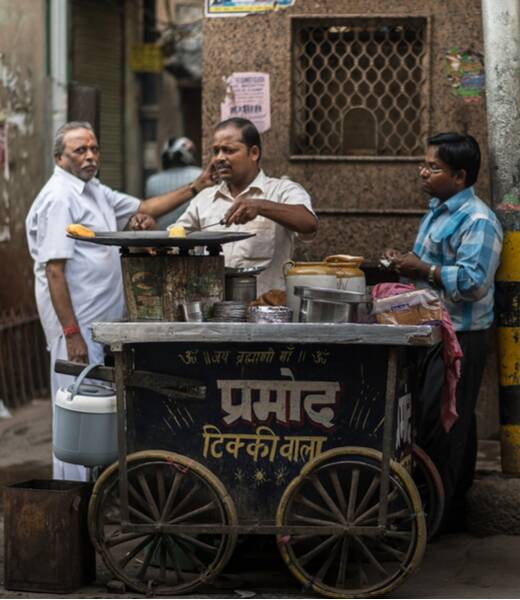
291, 17, 430, 159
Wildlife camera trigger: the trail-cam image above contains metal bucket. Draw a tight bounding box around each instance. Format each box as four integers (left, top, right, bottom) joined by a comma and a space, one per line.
3, 479, 95, 593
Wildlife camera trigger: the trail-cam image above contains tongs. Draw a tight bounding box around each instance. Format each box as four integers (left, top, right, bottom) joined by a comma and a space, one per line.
199, 219, 226, 230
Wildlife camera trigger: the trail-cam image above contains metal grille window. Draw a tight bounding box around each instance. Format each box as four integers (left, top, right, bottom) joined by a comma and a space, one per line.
291, 17, 430, 159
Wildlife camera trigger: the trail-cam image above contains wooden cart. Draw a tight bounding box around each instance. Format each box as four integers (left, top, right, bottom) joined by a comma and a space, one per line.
84, 321, 442, 598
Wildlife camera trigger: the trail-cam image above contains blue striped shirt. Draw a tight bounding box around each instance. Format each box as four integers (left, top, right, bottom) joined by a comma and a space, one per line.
412, 186, 503, 331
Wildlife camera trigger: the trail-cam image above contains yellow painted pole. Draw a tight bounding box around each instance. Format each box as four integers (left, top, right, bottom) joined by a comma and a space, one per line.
495, 214, 520, 474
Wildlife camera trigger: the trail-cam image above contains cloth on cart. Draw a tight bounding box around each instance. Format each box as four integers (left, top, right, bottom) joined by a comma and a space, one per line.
371, 282, 463, 432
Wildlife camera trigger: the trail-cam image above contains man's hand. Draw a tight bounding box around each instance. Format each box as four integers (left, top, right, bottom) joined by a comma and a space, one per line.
65, 332, 89, 363
224, 198, 264, 225
385, 250, 430, 280
128, 213, 156, 230
383, 248, 403, 262
193, 161, 219, 192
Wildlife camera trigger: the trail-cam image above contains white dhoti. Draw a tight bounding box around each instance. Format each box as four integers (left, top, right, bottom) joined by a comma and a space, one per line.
49, 324, 105, 482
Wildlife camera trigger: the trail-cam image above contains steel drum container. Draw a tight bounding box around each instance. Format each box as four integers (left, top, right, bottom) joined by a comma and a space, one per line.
285, 255, 366, 322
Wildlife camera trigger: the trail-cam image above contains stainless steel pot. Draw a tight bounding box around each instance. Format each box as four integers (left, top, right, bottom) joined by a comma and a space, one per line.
294, 286, 372, 323
225, 266, 265, 303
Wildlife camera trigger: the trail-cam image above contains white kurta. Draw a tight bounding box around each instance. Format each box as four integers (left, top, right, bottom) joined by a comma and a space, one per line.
173, 170, 316, 294
26, 166, 140, 480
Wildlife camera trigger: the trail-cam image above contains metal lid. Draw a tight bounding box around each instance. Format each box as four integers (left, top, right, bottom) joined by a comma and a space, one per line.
225, 266, 266, 277
56, 385, 116, 414
294, 286, 371, 304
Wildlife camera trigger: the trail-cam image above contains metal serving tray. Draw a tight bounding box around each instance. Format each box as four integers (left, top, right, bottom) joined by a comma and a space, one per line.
67, 230, 254, 249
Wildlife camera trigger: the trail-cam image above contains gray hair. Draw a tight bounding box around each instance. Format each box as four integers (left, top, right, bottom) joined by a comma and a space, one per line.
53, 121, 95, 156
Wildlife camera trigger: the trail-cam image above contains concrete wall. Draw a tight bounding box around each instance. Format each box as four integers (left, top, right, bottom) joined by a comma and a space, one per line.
202, 0, 499, 438
0, 0, 48, 310
202, 0, 488, 261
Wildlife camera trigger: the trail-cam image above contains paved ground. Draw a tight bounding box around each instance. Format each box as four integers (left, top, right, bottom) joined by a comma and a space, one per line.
1, 400, 520, 599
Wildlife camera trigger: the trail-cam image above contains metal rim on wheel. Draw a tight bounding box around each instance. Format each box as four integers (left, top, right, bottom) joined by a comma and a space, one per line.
276, 446, 426, 599
412, 444, 445, 540
88, 451, 238, 595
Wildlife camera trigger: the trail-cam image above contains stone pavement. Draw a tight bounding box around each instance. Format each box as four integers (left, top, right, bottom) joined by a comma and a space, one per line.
1, 400, 520, 598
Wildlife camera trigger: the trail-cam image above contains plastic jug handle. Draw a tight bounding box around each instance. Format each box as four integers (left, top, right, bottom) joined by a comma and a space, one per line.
70, 363, 104, 399
283, 260, 295, 276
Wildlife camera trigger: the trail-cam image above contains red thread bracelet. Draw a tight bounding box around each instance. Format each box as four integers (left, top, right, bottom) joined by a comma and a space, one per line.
63, 325, 81, 337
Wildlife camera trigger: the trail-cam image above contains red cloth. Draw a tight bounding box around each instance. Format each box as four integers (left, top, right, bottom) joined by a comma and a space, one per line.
372, 283, 463, 432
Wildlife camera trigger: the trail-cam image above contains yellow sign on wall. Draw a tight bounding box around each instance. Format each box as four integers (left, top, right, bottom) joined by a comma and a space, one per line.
130, 44, 162, 73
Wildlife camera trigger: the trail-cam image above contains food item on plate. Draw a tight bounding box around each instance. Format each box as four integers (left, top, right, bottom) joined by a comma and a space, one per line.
66, 223, 95, 237
168, 224, 186, 238
250, 289, 286, 307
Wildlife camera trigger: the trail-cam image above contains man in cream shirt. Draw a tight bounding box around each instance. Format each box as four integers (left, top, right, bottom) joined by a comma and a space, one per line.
172, 118, 318, 293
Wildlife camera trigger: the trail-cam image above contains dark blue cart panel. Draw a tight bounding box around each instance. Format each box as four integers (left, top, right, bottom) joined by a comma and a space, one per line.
129, 342, 412, 521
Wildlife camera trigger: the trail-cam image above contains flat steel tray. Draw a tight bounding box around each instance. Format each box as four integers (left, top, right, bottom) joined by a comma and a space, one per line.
67, 230, 254, 248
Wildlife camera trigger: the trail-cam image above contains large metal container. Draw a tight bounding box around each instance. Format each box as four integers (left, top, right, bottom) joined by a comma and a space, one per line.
3, 479, 95, 593
285, 256, 366, 322
295, 286, 372, 323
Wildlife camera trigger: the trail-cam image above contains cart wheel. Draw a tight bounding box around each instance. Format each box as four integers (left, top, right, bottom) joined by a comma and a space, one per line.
88, 451, 238, 595
412, 444, 445, 540
276, 447, 426, 598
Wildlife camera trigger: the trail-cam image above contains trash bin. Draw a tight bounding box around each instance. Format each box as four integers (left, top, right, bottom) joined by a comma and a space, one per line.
3, 479, 95, 593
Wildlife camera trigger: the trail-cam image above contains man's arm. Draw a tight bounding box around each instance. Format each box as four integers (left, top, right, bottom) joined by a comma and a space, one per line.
45, 259, 89, 363
136, 164, 215, 219
383, 216, 502, 296
224, 199, 318, 234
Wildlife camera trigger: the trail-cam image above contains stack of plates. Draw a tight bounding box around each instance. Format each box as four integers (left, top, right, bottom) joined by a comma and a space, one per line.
247, 305, 293, 323
212, 301, 248, 322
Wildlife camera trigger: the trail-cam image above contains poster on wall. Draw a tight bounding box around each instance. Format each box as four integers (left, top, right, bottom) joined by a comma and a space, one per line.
445, 49, 485, 105
206, 0, 295, 17
220, 72, 271, 133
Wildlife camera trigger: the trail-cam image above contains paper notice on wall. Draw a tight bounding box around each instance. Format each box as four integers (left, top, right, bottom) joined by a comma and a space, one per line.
220, 72, 271, 133
206, 0, 295, 17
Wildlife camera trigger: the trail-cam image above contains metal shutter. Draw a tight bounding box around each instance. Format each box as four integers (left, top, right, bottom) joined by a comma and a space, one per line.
70, 0, 124, 190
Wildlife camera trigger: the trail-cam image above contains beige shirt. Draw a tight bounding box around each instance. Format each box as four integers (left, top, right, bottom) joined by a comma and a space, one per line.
173, 170, 316, 293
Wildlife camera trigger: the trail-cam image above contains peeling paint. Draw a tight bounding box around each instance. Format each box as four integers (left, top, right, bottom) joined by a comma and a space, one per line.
0, 51, 35, 245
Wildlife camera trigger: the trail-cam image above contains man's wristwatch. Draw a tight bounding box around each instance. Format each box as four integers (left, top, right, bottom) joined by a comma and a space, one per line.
428, 264, 436, 285
189, 182, 199, 197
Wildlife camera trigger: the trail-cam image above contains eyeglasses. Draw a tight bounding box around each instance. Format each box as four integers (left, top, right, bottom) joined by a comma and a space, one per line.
419, 163, 445, 176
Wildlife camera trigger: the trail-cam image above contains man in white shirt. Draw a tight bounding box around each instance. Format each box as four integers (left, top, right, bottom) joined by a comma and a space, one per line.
26, 121, 212, 480
173, 118, 318, 293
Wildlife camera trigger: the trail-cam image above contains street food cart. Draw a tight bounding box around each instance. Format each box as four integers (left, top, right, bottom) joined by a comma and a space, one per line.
62, 231, 443, 597
83, 320, 440, 598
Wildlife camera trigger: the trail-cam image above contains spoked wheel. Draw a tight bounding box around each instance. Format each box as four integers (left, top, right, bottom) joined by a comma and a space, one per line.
276, 447, 426, 598
88, 451, 238, 595
412, 444, 445, 540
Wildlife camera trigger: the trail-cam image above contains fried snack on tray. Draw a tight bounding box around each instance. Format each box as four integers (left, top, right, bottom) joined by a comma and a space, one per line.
66, 223, 95, 237
250, 289, 286, 307
168, 224, 186, 238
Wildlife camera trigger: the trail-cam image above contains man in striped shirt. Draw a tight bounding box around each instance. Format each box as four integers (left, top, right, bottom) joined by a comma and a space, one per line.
383, 132, 503, 533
